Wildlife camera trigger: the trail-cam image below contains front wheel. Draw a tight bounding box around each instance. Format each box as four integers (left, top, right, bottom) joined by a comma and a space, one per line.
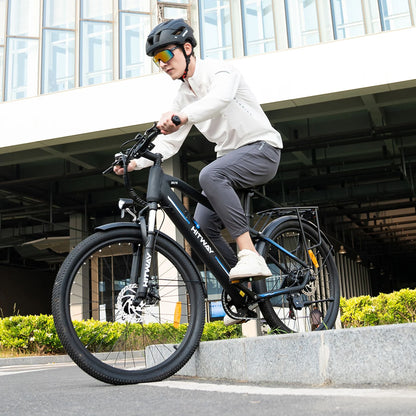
52, 227, 205, 384
254, 220, 340, 333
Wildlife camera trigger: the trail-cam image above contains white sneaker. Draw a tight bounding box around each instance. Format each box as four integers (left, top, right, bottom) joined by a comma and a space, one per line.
229, 249, 272, 282
223, 315, 247, 326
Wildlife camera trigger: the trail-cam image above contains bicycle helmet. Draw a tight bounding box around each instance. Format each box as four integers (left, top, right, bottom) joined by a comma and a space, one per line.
146, 19, 197, 81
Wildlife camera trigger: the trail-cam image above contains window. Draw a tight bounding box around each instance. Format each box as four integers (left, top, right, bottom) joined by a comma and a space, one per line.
80, 0, 113, 86
158, 1, 190, 20
5, 0, 40, 100
331, 0, 365, 39
5, 38, 39, 100
119, 1, 151, 79
120, 0, 150, 12
0, 46, 4, 101
367, 0, 382, 33
44, 0, 76, 29
199, 0, 233, 59
42, 0, 76, 94
0, 0, 6, 44
42, 30, 75, 93
0, 0, 5, 101
8, 0, 40, 37
241, 0, 276, 55
285, 0, 320, 48
82, 0, 113, 21
378, 0, 411, 31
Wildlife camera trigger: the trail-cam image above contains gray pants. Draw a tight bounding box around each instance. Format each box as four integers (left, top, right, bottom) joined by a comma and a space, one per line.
194, 141, 281, 268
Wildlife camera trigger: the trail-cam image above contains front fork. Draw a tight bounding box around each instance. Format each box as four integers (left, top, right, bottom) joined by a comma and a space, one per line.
132, 202, 158, 305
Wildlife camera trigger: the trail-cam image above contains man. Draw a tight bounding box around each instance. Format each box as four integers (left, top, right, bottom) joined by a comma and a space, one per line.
114, 19, 283, 282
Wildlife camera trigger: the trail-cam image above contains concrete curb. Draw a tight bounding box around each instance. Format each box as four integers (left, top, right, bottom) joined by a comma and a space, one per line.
176, 323, 416, 386
0, 354, 73, 367
2, 324, 415, 387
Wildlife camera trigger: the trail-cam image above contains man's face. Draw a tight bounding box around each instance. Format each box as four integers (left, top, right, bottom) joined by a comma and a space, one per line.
153, 44, 186, 80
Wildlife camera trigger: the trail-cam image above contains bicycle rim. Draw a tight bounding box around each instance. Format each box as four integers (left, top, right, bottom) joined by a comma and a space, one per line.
52, 228, 205, 384
255, 220, 340, 334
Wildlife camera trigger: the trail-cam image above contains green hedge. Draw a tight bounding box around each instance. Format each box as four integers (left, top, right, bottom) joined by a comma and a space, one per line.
0, 315, 242, 356
340, 288, 416, 328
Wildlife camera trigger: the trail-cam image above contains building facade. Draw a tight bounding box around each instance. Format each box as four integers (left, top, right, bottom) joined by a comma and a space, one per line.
1, 0, 416, 316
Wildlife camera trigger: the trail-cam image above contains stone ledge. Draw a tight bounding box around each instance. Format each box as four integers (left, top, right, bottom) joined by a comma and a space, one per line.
177, 323, 416, 386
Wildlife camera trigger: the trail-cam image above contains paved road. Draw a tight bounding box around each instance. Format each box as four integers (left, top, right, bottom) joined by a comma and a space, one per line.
1, 361, 415, 416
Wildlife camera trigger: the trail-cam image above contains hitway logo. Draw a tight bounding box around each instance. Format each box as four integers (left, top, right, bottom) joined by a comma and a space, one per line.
191, 226, 213, 254
143, 253, 152, 285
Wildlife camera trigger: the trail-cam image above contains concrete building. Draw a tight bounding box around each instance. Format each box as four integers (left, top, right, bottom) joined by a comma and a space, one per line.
1, 0, 416, 316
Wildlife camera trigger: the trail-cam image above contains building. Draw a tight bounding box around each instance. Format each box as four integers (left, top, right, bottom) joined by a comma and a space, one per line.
1, 0, 416, 317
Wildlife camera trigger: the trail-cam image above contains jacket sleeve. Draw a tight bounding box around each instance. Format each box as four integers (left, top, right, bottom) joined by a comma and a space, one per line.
182, 67, 240, 125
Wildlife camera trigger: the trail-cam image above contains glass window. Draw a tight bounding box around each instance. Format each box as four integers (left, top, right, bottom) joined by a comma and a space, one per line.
378, 0, 411, 30
80, 21, 113, 86
162, 6, 188, 19
241, 0, 276, 56
366, 0, 382, 33
8, 0, 41, 37
82, 0, 113, 20
119, 12, 151, 78
42, 30, 75, 93
158, 0, 189, 4
199, 0, 233, 59
0, 0, 6, 44
120, 0, 150, 12
44, 0, 76, 29
0, 46, 3, 101
331, 0, 365, 39
285, 0, 320, 48
5, 38, 39, 100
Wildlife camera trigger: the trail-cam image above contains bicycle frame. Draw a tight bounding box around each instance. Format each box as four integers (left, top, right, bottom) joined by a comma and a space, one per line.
131, 151, 318, 310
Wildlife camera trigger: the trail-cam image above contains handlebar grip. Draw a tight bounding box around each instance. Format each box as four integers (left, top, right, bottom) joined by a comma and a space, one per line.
172, 115, 181, 126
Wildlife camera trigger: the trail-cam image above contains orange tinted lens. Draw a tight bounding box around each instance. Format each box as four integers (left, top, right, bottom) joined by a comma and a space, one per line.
153, 49, 174, 65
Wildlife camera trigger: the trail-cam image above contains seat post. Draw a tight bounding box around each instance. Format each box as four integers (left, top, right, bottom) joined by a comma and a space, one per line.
241, 188, 255, 224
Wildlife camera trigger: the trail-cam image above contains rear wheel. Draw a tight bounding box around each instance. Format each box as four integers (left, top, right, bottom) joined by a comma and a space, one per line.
52, 228, 205, 384
254, 220, 340, 333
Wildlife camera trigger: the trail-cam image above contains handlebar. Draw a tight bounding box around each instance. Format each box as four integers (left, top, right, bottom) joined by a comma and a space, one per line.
103, 115, 181, 175
102, 115, 182, 207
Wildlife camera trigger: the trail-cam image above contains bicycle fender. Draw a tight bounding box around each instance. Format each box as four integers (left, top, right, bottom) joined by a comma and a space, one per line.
95, 222, 141, 232
255, 215, 334, 255
94, 222, 207, 297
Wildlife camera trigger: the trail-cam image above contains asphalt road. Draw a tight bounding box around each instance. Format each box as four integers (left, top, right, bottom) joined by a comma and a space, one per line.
1, 361, 415, 416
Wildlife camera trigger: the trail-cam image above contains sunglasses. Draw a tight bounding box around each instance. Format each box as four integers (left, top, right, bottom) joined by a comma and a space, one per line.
152, 46, 179, 66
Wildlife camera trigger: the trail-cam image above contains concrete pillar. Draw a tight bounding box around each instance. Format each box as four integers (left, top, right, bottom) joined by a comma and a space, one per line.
69, 212, 90, 320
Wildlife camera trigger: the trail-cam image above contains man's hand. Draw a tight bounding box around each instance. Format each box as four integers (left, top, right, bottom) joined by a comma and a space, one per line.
157, 112, 188, 134
113, 160, 137, 175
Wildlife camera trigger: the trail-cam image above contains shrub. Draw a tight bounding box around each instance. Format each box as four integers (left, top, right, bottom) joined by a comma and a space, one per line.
340, 288, 416, 328
0, 315, 242, 356
0, 315, 63, 354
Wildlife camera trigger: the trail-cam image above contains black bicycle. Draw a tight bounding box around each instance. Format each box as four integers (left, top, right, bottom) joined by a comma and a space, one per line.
52, 118, 340, 385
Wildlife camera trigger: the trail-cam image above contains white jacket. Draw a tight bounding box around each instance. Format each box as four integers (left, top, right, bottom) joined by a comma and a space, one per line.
134, 58, 283, 170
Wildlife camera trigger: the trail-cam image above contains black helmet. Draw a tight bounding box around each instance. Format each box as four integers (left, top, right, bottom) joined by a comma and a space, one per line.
146, 18, 197, 56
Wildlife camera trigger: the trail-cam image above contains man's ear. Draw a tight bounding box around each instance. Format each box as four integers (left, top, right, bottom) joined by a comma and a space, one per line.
183, 42, 193, 56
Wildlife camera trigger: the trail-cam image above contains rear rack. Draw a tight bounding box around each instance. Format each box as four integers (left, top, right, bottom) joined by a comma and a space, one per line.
253, 206, 322, 252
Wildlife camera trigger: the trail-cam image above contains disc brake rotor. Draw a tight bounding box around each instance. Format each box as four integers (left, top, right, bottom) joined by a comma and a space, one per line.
115, 284, 144, 323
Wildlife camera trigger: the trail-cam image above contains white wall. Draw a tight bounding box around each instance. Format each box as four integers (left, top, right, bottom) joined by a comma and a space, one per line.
1, 27, 415, 154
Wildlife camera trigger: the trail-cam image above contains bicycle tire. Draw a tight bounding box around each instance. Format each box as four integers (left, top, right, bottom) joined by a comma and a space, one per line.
254, 219, 340, 333
52, 227, 205, 385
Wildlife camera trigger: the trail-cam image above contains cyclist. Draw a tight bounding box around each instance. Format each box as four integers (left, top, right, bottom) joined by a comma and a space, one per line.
114, 18, 283, 282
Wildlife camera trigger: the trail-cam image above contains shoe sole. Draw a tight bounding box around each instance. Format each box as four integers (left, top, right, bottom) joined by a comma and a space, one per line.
230, 273, 272, 284
223, 318, 248, 326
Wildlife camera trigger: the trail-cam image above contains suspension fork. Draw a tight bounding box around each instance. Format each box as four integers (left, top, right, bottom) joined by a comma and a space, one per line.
133, 202, 158, 304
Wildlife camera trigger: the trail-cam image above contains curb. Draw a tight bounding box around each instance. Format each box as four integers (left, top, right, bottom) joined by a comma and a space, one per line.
174, 323, 416, 386
0, 354, 73, 367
